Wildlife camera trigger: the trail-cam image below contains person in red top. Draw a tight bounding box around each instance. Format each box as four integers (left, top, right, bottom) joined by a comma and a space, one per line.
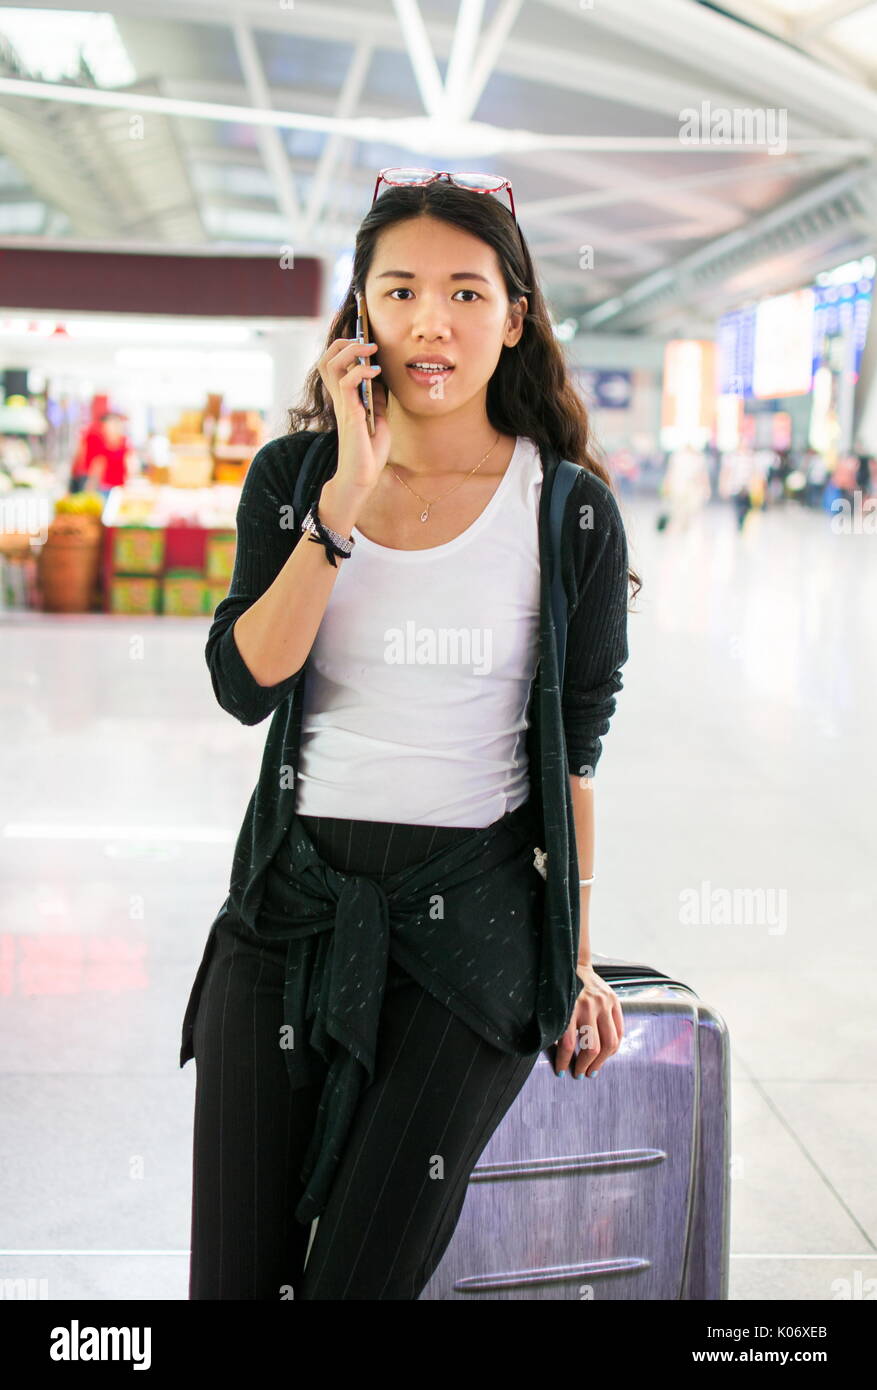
70, 412, 134, 496
91, 413, 132, 492
70, 419, 107, 493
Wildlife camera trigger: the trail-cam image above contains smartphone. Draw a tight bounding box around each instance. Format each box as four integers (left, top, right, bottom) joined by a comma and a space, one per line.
354, 290, 376, 436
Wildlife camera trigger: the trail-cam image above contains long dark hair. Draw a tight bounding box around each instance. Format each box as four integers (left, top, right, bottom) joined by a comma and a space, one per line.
287, 180, 641, 602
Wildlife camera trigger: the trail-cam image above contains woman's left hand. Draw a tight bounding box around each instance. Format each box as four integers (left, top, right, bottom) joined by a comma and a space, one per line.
554, 966, 624, 1078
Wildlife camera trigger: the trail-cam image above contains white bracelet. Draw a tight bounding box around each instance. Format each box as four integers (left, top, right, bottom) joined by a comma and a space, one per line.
579, 876, 595, 886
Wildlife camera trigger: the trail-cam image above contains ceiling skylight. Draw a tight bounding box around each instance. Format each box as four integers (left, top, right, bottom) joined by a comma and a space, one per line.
0, 10, 135, 87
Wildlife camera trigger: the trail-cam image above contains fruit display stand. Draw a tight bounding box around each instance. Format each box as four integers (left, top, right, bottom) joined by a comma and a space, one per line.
155, 402, 263, 488
100, 482, 240, 615
39, 491, 105, 612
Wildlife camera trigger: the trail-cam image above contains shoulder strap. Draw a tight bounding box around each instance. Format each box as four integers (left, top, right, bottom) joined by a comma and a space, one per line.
548, 458, 580, 683
291, 430, 334, 524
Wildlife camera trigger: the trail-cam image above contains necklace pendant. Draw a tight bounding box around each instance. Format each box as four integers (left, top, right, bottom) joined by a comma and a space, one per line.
420, 507, 430, 522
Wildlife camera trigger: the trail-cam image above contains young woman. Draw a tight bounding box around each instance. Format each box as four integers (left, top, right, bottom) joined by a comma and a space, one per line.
181, 170, 640, 1301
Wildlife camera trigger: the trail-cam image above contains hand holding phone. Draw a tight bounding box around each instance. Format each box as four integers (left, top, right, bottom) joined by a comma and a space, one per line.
315, 296, 391, 526
354, 290, 377, 436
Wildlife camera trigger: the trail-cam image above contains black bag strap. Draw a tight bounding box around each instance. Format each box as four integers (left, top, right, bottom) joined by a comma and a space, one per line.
291, 432, 578, 681
292, 430, 334, 524
548, 457, 579, 684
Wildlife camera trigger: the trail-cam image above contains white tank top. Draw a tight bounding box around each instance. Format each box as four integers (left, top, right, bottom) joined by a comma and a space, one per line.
294, 435, 543, 827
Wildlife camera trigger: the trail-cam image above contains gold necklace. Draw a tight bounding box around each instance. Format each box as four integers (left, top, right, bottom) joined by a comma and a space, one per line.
389, 433, 502, 522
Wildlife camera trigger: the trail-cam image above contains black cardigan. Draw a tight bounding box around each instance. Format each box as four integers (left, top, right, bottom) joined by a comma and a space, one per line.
179, 429, 630, 1215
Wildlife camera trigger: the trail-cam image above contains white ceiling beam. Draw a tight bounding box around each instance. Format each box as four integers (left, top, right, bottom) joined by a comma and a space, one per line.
694, 0, 794, 39
552, 0, 877, 139
794, 0, 875, 35
530, 215, 677, 257
440, 0, 485, 122
518, 206, 706, 274
532, 263, 657, 293
694, 0, 873, 81
300, 39, 373, 243
460, 0, 525, 121
391, 0, 445, 117
517, 150, 840, 220
536, 242, 667, 274
231, 18, 301, 238
612, 219, 739, 243
0, 80, 867, 158
532, 217, 730, 272
515, 149, 742, 225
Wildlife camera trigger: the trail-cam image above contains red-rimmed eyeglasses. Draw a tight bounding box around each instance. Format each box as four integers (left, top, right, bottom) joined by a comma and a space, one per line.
372, 167, 517, 225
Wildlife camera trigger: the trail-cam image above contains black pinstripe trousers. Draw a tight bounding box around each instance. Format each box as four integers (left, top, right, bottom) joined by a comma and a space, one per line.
187, 812, 541, 1300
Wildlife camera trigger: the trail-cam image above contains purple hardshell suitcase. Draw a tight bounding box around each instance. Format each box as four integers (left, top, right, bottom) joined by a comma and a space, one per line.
419, 953, 731, 1300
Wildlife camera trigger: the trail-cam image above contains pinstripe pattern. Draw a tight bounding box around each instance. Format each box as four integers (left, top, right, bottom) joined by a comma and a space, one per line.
188, 814, 539, 1300
297, 813, 450, 877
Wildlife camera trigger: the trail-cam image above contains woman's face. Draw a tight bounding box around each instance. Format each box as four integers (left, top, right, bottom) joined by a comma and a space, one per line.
363, 215, 526, 416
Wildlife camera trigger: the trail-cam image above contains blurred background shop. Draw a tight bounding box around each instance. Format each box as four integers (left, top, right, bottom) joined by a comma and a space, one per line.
0, 255, 321, 613
1, 0, 876, 1305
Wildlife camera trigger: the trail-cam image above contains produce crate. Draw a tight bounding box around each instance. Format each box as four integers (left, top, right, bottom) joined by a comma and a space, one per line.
162, 568, 212, 616
204, 531, 236, 583
109, 575, 161, 615
112, 527, 165, 575
213, 460, 249, 485
100, 485, 242, 614
206, 582, 228, 613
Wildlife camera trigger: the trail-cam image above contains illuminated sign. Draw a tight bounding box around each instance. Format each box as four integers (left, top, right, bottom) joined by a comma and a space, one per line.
752, 288, 815, 399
